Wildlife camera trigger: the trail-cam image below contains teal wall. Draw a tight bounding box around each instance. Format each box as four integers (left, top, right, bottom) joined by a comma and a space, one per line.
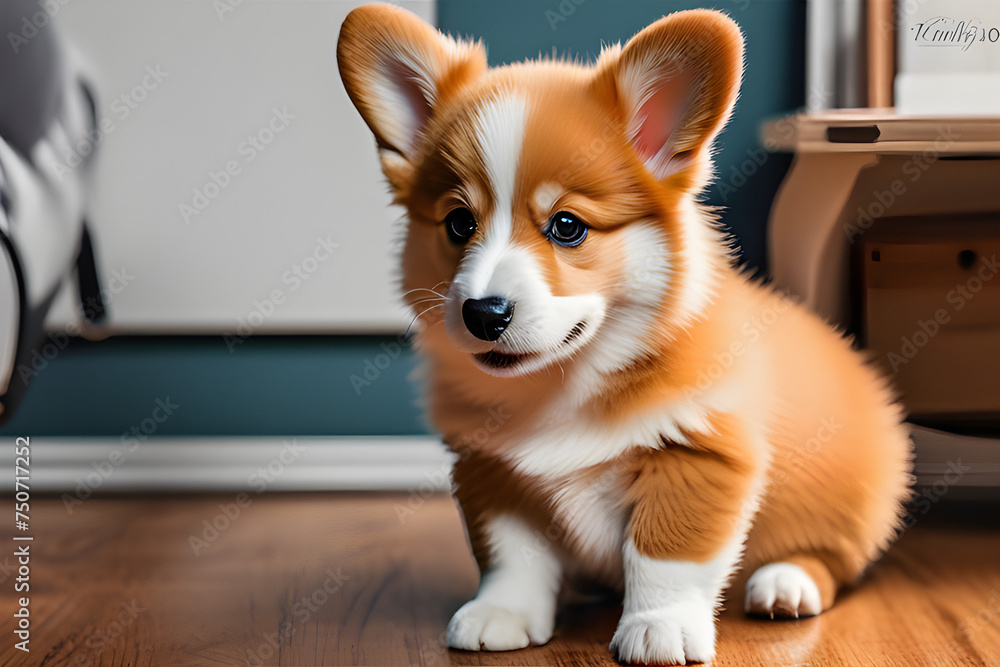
0, 0, 804, 437
0, 336, 427, 436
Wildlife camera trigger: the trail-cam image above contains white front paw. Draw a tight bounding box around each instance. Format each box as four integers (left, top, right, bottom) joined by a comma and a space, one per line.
447, 600, 553, 652
610, 603, 716, 665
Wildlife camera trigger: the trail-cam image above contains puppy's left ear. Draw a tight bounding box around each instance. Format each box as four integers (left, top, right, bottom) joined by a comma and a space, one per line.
337, 3, 487, 190
597, 9, 744, 184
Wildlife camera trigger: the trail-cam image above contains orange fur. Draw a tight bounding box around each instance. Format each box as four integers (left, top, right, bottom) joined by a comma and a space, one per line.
625, 414, 758, 562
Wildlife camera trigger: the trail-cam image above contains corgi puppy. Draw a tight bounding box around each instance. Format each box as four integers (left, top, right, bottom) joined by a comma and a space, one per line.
338, 4, 912, 664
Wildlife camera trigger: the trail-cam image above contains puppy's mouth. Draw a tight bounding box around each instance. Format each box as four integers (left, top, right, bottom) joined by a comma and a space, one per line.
472, 320, 588, 373
474, 350, 536, 370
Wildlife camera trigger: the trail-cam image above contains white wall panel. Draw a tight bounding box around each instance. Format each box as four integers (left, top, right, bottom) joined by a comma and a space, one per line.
49, 0, 434, 334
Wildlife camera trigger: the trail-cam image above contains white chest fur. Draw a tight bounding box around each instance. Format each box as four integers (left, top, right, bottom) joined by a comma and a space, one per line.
545, 469, 629, 587
499, 395, 718, 478
487, 394, 729, 586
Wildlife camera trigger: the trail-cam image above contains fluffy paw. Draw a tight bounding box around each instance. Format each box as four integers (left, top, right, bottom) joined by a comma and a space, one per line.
745, 562, 822, 619
610, 603, 716, 665
446, 600, 552, 651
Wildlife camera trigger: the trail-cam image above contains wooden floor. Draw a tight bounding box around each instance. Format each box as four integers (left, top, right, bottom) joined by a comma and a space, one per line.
2, 493, 999, 667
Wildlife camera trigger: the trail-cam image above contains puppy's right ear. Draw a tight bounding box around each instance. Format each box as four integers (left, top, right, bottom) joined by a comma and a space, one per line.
337, 3, 487, 189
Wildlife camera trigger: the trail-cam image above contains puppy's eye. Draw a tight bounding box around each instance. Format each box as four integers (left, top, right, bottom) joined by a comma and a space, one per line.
547, 211, 588, 248
444, 207, 477, 245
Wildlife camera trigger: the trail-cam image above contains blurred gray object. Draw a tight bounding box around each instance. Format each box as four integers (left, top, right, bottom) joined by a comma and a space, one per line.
806, 0, 867, 110
0, 0, 100, 424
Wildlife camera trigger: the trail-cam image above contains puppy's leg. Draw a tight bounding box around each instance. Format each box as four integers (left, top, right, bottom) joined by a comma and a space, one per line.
611, 436, 761, 665
447, 514, 561, 651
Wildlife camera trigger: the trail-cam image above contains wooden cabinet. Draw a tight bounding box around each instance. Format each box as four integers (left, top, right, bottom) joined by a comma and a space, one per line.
766, 111, 1000, 486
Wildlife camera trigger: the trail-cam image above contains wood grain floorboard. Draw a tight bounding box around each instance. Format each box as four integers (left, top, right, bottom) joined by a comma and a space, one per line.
1, 493, 998, 666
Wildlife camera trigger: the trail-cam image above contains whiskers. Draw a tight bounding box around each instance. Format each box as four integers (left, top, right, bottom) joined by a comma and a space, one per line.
401, 281, 450, 304
405, 303, 445, 339
402, 281, 450, 339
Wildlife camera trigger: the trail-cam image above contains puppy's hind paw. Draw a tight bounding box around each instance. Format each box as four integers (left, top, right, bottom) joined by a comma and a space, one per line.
745, 562, 822, 619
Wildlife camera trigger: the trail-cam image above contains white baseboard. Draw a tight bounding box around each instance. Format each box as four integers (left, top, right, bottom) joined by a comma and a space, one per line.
2, 425, 998, 495
2, 436, 454, 494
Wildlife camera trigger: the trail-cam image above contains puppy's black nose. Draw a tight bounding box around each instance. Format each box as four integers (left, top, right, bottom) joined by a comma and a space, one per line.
462, 296, 514, 342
